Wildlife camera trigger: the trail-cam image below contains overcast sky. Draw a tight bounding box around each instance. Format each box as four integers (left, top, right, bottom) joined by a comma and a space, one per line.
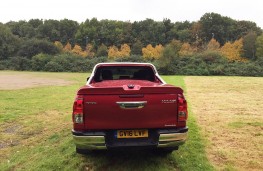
1, 0, 263, 28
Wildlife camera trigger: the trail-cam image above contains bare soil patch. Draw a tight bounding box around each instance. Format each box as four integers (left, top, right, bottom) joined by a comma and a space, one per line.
0, 74, 73, 90
185, 76, 263, 170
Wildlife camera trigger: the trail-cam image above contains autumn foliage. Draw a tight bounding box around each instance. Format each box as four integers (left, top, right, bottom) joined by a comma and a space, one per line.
54, 41, 63, 52
72, 45, 86, 57
108, 44, 131, 59
221, 38, 246, 61
85, 44, 95, 57
142, 44, 163, 59
179, 43, 196, 57
120, 44, 131, 57
108, 46, 119, 59
55, 41, 96, 57
207, 38, 220, 51
63, 42, 72, 52
54, 37, 251, 63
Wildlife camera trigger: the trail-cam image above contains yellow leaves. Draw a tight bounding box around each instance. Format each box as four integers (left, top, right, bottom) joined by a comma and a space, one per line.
155, 44, 163, 59
207, 38, 220, 51
63, 42, 72, 52
108, 43, 131, 59
142, 44, 155, 59
85, 44, 95, 57
54, 41, 63, 52
53, 37, 249, 63
179, 43, 196, 57
142, 44, 163, 59
108, 45, 119, 59
120, 44, 131, 57
55, 41, 96, 57
221, 38, 246, 62
72, 44, 87, 57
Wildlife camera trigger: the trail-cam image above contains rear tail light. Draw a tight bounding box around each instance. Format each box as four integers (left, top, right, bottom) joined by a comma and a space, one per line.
178, 94, 188, 121
73, 96, 84, 124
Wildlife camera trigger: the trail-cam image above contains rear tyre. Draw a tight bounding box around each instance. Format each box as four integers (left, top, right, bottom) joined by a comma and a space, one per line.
76, 148, 89, 155
158, 146, 179, 154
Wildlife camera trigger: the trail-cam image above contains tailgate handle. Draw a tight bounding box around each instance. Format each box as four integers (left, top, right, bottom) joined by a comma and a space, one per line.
116, 101, 147, 109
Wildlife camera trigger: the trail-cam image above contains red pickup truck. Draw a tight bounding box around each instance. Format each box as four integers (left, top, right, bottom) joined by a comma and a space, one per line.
72, 63, 188, 153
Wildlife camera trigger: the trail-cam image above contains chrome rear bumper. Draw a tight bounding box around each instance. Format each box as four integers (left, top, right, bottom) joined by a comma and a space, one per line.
72, 131, 107, 150
72, 127, 188, 150
73, 135, 107, 150
158, 132, 187, 148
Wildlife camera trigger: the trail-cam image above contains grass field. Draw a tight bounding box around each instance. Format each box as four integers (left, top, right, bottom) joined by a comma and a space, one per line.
0, 71, 262, 170
185, 76, 263, 170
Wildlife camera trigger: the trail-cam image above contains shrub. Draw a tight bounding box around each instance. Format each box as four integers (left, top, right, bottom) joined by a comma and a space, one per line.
8, 56, 32, 71
17, 38, 59, 58
114, 55, 147, 63
85, 56, 108, 71
31, 53, 52, 71
96, 44, 108, 57
44, 61, 64, 72
209, 64, 226, 75
195, 50, 227, 64
0, 50, 262, 76
0, 60, 9, 70
41, 54, 108, 72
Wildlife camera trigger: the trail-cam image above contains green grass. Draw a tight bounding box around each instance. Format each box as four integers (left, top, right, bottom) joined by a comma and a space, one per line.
0, 72, 214, 171
0, 71, 87, 123
162, 76, 214, 171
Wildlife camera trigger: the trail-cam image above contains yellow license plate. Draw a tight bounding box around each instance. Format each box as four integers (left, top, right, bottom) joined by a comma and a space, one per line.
117, 129, 148, 138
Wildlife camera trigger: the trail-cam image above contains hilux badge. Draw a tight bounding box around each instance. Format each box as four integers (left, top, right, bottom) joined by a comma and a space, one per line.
86, 102, 97, 105
161, 99, 176, 103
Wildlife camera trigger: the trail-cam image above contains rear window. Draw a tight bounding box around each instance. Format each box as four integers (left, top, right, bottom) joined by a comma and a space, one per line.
94, 66, 155, 82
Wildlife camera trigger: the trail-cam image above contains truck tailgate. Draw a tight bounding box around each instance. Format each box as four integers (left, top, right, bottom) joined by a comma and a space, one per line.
83, 93, 178, 130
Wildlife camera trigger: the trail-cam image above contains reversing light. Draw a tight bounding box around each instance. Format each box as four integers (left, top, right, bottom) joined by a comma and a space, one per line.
74, 114, 83, 123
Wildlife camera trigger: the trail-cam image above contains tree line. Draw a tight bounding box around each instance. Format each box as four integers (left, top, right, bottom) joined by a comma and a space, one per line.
0, 12, 263, 76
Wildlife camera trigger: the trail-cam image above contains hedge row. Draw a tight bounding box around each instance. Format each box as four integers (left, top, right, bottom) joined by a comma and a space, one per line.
0, 53, 262, 76
155, 52, 263, 76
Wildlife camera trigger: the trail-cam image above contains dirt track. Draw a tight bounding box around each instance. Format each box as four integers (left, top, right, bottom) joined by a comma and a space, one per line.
0, 74, 72, 90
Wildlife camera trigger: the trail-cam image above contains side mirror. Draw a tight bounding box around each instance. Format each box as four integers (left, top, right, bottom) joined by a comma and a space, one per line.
87, 77, 90, 81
